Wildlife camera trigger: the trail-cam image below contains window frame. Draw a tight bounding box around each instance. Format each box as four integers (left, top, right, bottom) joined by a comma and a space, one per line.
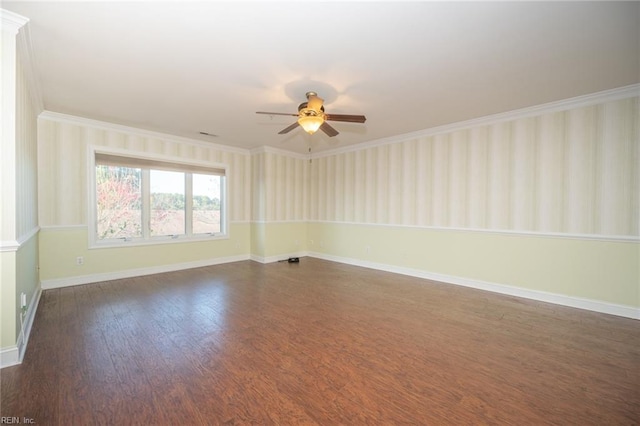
88, 146, 228, 249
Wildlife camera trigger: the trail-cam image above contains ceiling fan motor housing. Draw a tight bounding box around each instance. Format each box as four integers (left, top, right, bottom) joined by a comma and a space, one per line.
298, 102, 325, 116
255, 91, 365, 137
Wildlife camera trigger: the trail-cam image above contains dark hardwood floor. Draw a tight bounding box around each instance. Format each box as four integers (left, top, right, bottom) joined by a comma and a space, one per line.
1, 258, 639, 425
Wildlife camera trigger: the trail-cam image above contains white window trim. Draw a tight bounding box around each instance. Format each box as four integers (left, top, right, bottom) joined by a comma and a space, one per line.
87, 145, 229, 249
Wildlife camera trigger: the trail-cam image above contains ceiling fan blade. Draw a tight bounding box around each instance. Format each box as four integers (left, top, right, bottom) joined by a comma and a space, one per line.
320, 122, 339, 137
278, 122, 300, 134
256, 111, 298, 117
307, 94, 324, 112
325, 114, 367, 123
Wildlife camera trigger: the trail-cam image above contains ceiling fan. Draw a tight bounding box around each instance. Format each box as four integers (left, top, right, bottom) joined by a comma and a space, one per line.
256, 92, 366, 137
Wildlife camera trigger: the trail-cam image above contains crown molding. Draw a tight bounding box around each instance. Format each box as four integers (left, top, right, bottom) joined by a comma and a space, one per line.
250, 145, 310, 160
39, 110, 251, 155
37, 83, 639, 161
1, 9, 28, 34
16, 22, 44, 113
313, 83, 640, 159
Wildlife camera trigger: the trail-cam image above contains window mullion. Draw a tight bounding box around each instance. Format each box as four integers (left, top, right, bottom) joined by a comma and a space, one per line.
92, 148, 227, 247
142, 169, 150, 239
185, 173, 193, 236
220, 176, 226, 234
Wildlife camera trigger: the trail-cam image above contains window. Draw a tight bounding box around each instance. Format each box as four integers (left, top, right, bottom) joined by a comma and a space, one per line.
96, 165, 142, 239
92, 151, 226, 246
150, 170, 185, 237
192, 173, 222, 234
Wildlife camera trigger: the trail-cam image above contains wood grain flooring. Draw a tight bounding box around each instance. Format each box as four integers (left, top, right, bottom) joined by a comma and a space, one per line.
1, 258, 639, 425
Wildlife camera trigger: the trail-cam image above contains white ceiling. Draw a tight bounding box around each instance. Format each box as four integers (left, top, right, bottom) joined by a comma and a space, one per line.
4, 1, 639, 154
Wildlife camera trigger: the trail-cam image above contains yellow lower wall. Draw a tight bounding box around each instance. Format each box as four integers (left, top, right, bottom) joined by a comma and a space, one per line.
16, 233, 39, 336
39, 223, 251, 283
1, 232, 39, 350
250, 222, 266, 258
38, 220, 308, 286
35, 220, 639, 315
250, 222, 308, 261
308, 222, 639, 309
265, 222, 307, 258
1, 251, 17, 349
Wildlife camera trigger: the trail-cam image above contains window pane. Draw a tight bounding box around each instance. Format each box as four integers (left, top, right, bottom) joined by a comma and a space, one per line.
150, 170, 185, 236
96, 165, 142, 240
193, 174, 221, 234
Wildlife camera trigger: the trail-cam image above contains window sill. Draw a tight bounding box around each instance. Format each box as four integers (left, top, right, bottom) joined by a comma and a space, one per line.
89, 233, 229, 250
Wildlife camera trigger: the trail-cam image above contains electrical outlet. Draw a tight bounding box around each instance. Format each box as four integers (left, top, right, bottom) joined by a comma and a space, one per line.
20, 292, 27, 309
76, 256, 84, 266
365, 245, 371, 254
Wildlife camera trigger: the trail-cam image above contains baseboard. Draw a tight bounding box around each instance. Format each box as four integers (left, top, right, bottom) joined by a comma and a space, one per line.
250, 251, 309, 264
16, 286, 42, 362
308, 252, 639, 320
41, 251, 316, 289
1, 286, 42, 369
41, 254, 251, 289
0, 346, 19, 369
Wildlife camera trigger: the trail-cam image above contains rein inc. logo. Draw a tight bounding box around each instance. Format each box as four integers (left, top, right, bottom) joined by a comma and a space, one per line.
0, 418, 35, 424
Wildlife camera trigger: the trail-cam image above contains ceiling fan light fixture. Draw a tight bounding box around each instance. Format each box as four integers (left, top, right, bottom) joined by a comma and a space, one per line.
256, 91, 365, 137
298, 115, 324, 135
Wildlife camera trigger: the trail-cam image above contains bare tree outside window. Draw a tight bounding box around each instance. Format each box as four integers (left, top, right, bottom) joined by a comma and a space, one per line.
93, 154, 225, 244
96, 166, 142, 239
